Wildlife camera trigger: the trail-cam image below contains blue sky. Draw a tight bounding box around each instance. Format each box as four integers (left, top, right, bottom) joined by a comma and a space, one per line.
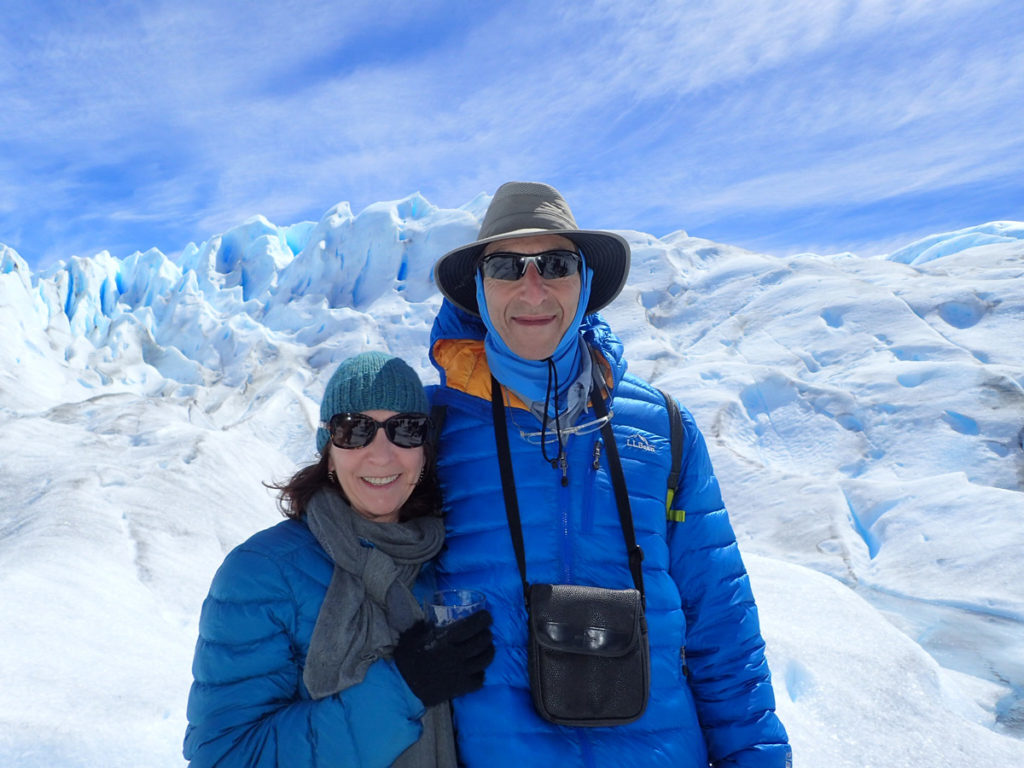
2, 0, 1023, 269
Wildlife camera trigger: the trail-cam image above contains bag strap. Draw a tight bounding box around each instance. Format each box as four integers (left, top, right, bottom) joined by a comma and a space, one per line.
658, 389, 683, 517
490, 377, 530, 599
591, 391, 645, 600
490, 376, 644, 601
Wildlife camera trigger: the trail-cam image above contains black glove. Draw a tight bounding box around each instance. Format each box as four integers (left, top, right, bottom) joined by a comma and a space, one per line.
393, 609, 495, 707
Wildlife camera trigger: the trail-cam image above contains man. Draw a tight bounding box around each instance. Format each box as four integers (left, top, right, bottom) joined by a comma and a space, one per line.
426, 182, 790, 766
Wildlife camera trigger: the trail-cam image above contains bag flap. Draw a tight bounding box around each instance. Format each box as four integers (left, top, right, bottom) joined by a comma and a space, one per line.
528, 584, 643, 656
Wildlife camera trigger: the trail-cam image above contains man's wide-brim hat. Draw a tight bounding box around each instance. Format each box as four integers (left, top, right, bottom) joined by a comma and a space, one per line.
434, 181, 631, 316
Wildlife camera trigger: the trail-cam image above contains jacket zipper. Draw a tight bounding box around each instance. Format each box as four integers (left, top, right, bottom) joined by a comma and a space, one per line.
580, 437, 601, 534
559, 442, 572, 583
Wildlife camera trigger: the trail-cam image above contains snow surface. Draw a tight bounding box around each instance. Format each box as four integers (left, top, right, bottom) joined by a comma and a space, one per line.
1, 198, 1023, 767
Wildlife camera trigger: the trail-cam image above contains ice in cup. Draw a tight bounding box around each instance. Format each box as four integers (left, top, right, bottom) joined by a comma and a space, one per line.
426, 589, 487, 626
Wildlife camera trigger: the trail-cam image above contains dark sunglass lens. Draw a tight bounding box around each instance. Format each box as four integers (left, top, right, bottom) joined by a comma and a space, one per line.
330, 414, 377, 448
480, 254, 524, 281
538, 250, 578, 279
386, 415, 430, 447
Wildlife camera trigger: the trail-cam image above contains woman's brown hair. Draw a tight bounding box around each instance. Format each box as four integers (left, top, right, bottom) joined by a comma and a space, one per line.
268, 441, 442, 522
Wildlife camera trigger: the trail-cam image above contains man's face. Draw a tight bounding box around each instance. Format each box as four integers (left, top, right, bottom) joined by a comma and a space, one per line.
479, 234, 582, 360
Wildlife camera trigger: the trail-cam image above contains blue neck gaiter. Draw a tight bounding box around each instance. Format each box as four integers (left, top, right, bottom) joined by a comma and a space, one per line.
476, 254, 593, 416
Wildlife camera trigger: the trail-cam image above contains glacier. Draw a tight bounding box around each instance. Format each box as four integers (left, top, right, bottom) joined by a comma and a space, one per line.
1, 195, 1023, 766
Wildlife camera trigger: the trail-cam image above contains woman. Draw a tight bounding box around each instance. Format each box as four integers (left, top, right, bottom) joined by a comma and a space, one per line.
184, 352, 494, 767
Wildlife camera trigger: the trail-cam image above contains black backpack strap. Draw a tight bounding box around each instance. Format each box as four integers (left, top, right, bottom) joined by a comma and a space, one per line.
658, 389, 684, 521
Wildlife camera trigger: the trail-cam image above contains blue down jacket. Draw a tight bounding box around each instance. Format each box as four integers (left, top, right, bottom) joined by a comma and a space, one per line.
426, 301, 790, 768
183, 519, 427, 767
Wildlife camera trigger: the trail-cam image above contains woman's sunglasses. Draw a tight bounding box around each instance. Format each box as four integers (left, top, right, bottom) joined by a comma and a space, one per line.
478, 249, 581, 281
321, 413, 431, 449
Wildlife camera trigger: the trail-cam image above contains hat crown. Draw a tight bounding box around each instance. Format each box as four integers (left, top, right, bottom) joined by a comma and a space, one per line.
478, 182, 579, 239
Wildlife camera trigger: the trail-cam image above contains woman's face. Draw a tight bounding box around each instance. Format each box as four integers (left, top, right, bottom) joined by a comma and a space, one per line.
327, 409, 426, 524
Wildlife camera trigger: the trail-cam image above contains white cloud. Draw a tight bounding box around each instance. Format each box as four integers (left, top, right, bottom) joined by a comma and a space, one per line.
1, 0, 1021, 265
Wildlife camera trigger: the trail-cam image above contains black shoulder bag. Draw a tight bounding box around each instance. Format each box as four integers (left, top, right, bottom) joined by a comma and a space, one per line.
490, 377, 650, 727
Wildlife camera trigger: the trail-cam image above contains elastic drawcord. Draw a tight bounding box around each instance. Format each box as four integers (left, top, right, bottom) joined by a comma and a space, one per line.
540, 358, 566, 475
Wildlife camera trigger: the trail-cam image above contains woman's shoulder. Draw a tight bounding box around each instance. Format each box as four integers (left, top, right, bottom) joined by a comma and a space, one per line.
237, 518, 316, 557
211, 519, 327, 600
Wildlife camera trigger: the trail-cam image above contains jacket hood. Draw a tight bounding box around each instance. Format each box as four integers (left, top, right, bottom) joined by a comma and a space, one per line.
428, 297, 628, 391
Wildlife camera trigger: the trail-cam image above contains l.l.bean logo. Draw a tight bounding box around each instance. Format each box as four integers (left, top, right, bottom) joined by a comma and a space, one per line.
625, 432, 658, 454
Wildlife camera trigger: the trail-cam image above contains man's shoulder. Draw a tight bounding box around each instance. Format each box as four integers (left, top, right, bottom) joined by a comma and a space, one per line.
615, 372, 665, 405
612, 374, 702, 440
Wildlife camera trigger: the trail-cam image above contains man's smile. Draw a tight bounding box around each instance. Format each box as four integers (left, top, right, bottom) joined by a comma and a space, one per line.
512, 314, 557, 326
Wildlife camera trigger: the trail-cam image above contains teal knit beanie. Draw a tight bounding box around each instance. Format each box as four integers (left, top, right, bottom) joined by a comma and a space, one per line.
316, 352, 429, 453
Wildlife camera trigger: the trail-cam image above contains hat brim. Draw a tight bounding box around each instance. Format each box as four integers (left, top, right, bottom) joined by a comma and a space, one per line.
433, 228, 631, 316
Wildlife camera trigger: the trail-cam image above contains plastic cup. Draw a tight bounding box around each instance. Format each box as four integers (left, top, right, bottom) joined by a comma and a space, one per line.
426, 589, 487, 626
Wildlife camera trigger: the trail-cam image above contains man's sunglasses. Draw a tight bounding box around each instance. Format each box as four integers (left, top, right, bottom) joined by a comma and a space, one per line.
321, 413, 431, 449
478, 249, 581, 281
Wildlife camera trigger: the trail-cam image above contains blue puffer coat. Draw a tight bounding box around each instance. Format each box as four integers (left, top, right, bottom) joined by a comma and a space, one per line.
426, 301, 790, 768
183, 519, 427, 767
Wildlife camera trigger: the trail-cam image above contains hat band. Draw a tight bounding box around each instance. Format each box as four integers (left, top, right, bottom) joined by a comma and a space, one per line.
481, 209, 576, 239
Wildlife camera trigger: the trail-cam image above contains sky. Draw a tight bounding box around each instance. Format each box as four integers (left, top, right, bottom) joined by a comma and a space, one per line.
2, 0, 1024, 269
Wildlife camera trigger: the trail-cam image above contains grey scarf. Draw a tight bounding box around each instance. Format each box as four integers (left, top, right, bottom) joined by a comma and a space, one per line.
303, 488, 454, 768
